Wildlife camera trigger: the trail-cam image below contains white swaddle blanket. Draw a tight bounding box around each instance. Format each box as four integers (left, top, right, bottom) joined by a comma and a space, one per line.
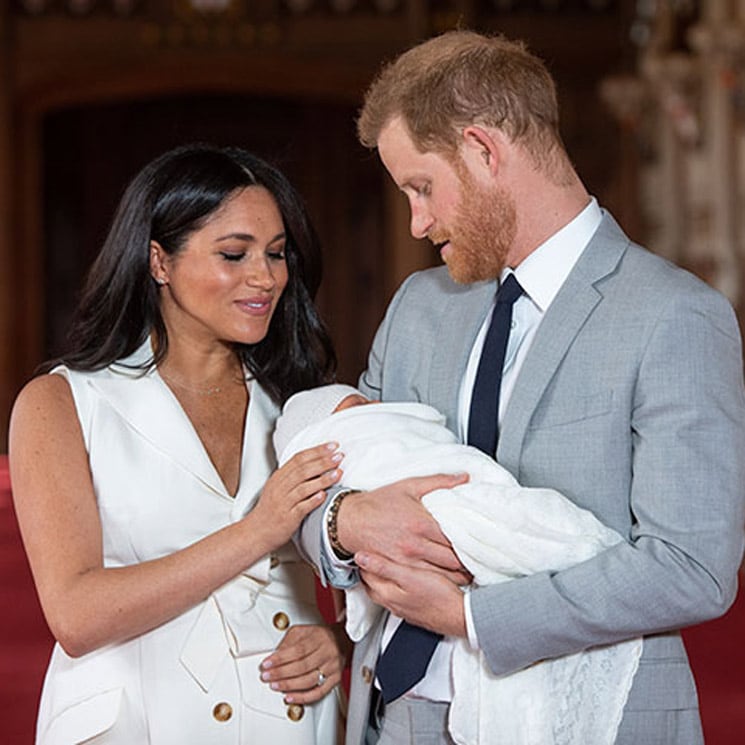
277, 399, 642, 745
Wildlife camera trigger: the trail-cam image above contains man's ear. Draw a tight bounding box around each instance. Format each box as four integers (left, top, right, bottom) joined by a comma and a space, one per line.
149, 241, 169, 286
460, 125, 502, 177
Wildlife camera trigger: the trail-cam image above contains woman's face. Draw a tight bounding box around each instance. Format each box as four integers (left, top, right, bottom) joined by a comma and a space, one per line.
151, 186, 289, 348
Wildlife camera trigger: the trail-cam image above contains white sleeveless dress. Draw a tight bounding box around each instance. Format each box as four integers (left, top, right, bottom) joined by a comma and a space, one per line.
35, 342, 340, 745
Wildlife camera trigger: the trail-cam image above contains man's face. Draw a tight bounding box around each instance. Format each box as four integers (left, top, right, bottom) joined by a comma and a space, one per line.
377, 117, 516, 283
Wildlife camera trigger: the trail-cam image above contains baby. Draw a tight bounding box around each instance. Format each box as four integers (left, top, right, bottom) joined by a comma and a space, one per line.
275, 385, 642, 745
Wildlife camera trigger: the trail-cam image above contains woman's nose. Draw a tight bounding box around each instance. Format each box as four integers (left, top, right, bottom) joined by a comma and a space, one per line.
244, 257, 275, 288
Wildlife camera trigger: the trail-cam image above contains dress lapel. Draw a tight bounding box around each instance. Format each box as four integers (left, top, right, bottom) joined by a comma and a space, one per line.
233, 381, 279, 515
87, 340, 272, 501
90, 370, 230, 498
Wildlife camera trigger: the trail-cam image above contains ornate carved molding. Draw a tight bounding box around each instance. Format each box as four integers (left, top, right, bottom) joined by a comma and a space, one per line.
603, 0, 745, 304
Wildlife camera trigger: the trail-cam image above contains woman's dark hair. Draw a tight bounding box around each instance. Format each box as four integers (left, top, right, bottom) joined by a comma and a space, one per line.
47, 143, 336, 405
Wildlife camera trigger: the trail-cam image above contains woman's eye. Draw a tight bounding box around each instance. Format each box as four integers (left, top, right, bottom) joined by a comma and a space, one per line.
267, 250, 286, 261
220, 252, 245, 262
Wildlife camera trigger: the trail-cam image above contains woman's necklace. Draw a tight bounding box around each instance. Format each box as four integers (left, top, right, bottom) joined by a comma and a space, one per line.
159, 370, 237, 397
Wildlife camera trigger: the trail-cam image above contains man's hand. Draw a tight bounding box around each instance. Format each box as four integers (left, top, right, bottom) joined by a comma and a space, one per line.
356, 551, 467, 637
336, 474, 471, 584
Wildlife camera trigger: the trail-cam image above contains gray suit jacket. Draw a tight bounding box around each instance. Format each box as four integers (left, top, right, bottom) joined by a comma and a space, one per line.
299, 212, 745, 744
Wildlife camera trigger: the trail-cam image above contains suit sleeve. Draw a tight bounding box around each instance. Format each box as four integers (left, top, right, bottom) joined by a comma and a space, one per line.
358, 272, 418, 400
470, 287, 745, 676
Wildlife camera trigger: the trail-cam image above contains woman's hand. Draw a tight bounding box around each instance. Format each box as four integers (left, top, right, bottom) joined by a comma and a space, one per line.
251, 443, 343, 547
260, 623, 351, 704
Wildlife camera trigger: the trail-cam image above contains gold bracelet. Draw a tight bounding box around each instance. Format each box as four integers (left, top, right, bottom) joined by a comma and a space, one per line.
326, 489, 359, 561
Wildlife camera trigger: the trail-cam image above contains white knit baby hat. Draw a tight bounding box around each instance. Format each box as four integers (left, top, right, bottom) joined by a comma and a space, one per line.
273, 384, 365, 461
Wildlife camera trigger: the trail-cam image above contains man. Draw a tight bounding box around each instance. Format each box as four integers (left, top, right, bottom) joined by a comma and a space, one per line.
298, 30, 745, 745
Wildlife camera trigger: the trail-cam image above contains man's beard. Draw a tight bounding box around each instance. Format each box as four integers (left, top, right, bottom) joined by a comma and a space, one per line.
434, 175, 517, 285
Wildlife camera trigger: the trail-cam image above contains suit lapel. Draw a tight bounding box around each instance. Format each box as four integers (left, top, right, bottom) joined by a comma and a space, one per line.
428, 279, 496, 435
498, 214, 629, 474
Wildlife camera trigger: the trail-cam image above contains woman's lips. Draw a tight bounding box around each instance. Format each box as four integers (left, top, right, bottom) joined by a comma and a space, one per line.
235, 297, 273, 315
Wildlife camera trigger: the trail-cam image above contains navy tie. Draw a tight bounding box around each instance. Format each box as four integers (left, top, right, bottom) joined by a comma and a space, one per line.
467, 274, 524, 456
375, 621, 443, 704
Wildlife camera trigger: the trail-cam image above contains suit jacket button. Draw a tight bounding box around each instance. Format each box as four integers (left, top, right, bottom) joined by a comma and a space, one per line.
361, 666, 373, 684
273, 611, 290, 630
287, 703, 305, 721
212, 702, 233, 722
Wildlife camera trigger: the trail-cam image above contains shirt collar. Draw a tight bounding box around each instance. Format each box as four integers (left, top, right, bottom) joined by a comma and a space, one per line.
504, 197, 602, 313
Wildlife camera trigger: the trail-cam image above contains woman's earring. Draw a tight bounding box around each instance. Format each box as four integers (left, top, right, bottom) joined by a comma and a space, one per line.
155, 277, 166, 286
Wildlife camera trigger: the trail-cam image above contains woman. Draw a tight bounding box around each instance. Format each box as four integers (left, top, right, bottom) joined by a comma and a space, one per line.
9, 144, 348, 744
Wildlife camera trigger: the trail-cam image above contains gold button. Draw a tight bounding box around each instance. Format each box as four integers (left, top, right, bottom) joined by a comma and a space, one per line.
212, 702, 233, 722
273, 611, 290, 630
287, 703, 305, 721
270, 555, 280, 569
361, 666, 373, 684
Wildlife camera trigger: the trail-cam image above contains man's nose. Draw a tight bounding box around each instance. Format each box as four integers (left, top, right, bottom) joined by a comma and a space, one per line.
409, 204, 434, 239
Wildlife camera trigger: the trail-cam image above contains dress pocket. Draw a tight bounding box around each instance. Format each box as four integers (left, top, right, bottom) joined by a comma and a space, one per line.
41, 687, 123, 745
235, 651, 320, 742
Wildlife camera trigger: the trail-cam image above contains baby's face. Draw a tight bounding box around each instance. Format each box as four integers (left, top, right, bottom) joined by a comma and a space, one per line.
333, 394, 374, 413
